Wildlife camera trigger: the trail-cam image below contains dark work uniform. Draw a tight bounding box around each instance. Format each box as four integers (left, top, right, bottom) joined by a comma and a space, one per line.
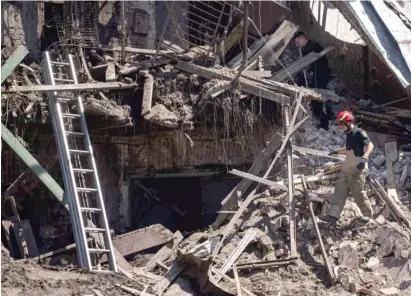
328, 126, 373, 219
302, 40, 334, 130
346, 127, 371, 157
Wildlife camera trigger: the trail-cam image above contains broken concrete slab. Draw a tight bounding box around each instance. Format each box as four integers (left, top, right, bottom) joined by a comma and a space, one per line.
376, 225, 411, 258
379, 287, 401, 296
338, 241, 358, 269
112, 224, 174, 258
163, 277, 195, 296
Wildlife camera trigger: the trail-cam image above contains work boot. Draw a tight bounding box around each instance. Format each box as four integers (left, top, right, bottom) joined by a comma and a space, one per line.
317, 214, 337, 228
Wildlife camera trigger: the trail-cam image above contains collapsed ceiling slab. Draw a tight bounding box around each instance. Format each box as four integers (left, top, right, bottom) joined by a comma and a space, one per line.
333, 1, 411, 91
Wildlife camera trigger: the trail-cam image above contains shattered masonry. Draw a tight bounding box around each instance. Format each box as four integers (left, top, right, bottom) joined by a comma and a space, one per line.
1, 1, 411, 296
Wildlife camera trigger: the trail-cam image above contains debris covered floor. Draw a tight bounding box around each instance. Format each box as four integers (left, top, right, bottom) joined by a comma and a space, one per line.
2, 1, 411, 296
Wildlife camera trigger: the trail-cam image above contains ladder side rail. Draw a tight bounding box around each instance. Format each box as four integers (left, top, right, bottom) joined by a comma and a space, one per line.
68, 54, 117, 272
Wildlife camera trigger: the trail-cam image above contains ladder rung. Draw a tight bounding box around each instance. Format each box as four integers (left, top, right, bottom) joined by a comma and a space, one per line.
84, 227, 106, 232
80, 207, 102, 213
62, 113, 81, 118
88, 248, 110, 253
69, 149, 89, 154
54, 78, 74, 82
76, 187, 98, 192
66, 131, 85, 137
73, 168, 94, 173
51, 61, 70, 66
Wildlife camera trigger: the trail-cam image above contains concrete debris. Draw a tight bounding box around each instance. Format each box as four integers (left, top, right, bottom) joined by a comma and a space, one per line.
379, 287, 401, 296
3, 3, 411, 296
365, 256, 380, 271
338, 241, 359, 269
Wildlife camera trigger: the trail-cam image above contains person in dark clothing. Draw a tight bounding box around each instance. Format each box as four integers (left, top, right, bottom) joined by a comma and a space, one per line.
294, 32, 335, 130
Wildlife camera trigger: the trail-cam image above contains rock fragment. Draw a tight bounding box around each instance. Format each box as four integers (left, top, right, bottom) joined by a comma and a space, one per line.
379, 287, 401, 296
365, 256, 380, 271
338, 241, 358, 269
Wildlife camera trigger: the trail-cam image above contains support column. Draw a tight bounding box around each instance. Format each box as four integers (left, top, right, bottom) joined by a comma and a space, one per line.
116, 144, 130, 232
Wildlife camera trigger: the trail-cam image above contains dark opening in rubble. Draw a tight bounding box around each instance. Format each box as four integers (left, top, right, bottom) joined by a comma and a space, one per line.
129, 176, 240, 233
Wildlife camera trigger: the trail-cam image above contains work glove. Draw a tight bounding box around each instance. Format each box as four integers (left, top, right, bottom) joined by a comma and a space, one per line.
328, 150, 339, 156
357, 157, 367, 170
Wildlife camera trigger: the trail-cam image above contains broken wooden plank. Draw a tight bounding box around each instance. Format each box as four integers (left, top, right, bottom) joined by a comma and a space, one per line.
224, 22, 244, 55
152, 262, 186, 296
214, 116, 309, 230
275, 173, 340, 186
301, 177, 336, 284
2, 82, 137, 94
20, 220, 39, 257
102, 46, 174, 56
245, 20, 298, 71
213, 132, 284, 229
292, 145, 345, 161
112, 225, 173, 258
174, 60, 290, 105
242, 70, 272, 78
232, 264, 242, 296
228, 35, 267, 69
233, 257, 298, 270
369, 177, 411, 229
119, 58, 171, 75
385, 142, 400, 203
210, 267, 257, 296
271, 47, 334, 82
133, 267, 163, 282
284, 106, 297, 258
8, 196, 29, 258
145, 231, 183, 271
230, 169, 288, 191
214, 228, 257, 283
91, 289, 104, 296
32, 238, 93, 261
2, 217, 20, 258
115, 284, 155, 296
1, 45, 29, 84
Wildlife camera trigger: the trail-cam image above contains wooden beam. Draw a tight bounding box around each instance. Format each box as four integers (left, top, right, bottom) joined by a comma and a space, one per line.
271, 47, 334, 82
292, 145, 345, 161
301, 177, 336, 283
243, 70, 272, 78
224, 22, 244, 55
152, 262, 185, 295
233, 264, 242, 296
2, 82, 137, 94
144, 231, 183, 271
213, 132, 283, 229
369, 177, 411, 229
245, 20, 298, 71
230, 169, 288, 191
174, 60, 290, 105
1, 45, 29, 84
111, 225, 173, 257
210, 267, 257, 296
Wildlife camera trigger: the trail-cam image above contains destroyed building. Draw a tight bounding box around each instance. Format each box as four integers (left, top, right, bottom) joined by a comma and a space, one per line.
1, 1, 411, 296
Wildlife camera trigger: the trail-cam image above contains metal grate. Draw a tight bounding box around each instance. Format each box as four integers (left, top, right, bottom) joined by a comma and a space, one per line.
156, 1, 238, 60
54, 2, 100, 47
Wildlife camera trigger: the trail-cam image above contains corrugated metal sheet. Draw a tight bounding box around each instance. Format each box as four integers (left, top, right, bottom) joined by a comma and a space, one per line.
334, 0, 411, 91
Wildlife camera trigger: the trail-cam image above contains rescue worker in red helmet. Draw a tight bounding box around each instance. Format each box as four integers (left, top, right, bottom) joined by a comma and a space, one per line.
319, 111, 374, 224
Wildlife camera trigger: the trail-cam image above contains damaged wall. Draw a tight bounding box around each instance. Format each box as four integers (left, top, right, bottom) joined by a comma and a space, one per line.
98, 1, 156, 50
1, 1, 44, 60
291, 1, 406, 102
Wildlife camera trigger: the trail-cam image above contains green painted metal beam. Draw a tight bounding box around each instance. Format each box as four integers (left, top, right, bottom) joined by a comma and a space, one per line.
1, 123, 68, 208
1, 45, 29, 84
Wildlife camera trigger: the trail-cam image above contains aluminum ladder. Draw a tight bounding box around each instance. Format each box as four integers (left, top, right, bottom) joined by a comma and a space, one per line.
41, 51, 117, 272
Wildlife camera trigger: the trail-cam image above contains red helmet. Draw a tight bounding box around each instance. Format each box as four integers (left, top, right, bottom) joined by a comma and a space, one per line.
336, 111, 354, 123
